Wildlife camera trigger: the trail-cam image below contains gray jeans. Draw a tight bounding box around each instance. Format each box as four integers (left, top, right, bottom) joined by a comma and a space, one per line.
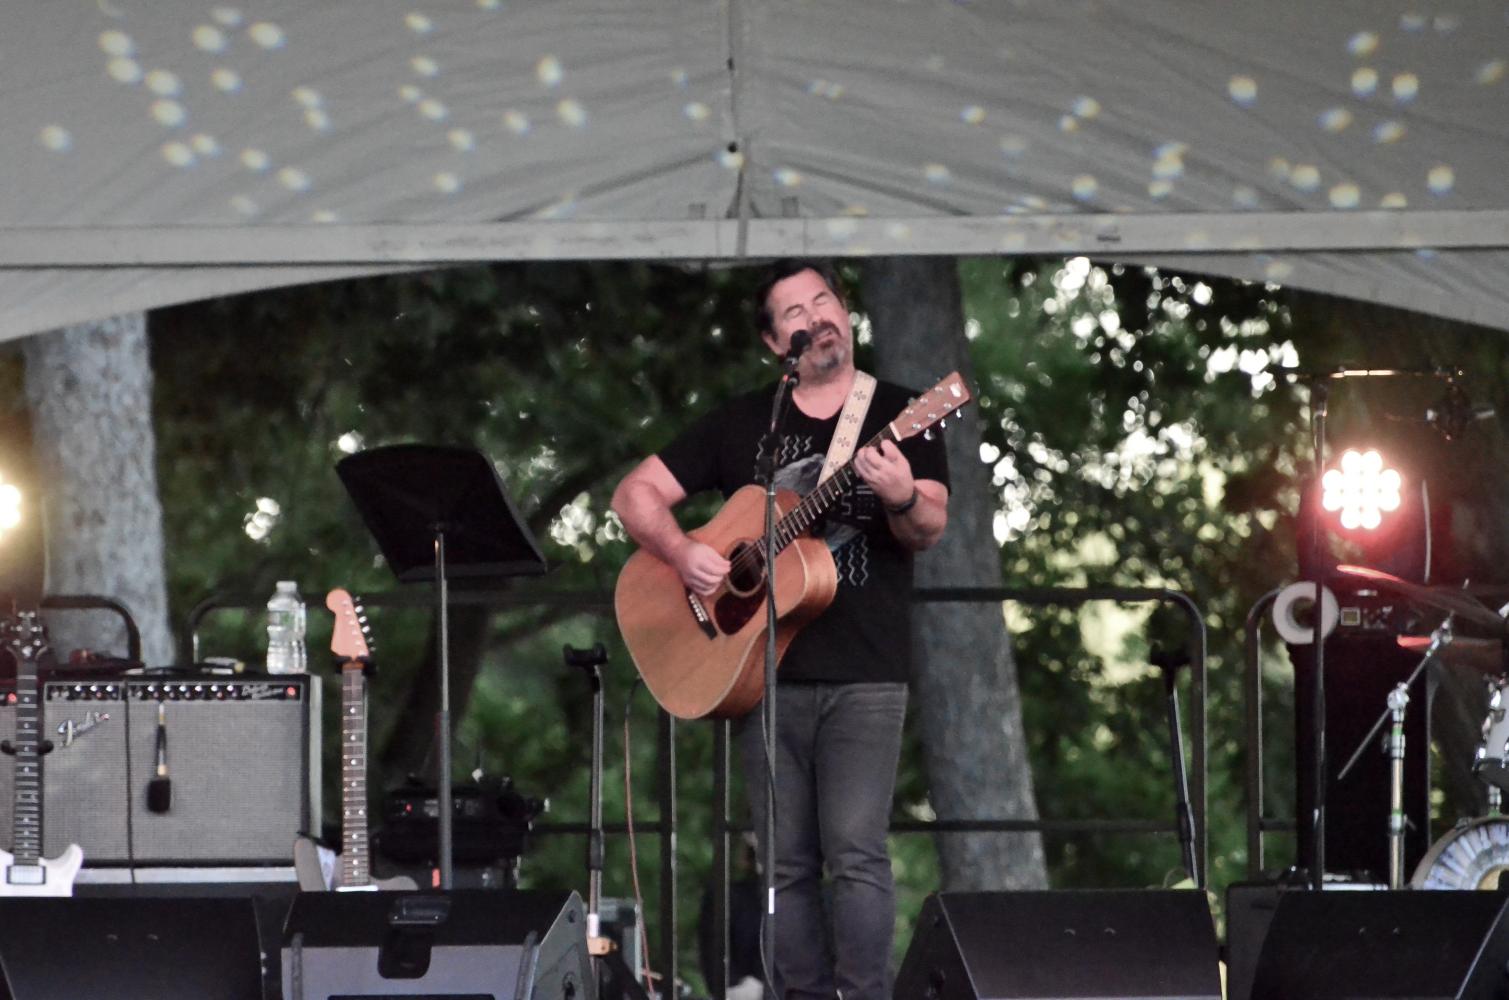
734, 682, 908, 1000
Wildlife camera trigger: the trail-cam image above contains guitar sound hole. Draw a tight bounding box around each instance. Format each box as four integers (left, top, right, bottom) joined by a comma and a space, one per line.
725, 541, 767, 597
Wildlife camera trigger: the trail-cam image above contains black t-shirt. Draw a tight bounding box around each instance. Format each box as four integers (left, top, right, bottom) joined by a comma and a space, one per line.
657, 377, 950, 684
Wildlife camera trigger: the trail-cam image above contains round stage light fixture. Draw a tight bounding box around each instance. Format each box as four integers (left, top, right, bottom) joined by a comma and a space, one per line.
1320, 448, 1401, 531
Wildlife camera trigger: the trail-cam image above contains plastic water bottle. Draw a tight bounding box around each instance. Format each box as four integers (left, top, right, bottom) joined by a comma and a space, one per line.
265, 580, 307, 674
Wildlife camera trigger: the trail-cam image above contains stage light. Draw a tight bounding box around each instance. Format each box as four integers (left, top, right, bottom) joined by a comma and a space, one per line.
0, 478, 21, 535
1320, 448, 1401, 531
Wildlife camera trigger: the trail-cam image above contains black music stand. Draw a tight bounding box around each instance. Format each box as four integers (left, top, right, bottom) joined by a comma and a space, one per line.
336, 444, 546, 889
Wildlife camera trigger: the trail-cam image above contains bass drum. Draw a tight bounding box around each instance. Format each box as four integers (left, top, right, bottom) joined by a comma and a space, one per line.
1412, 817, 1509, 890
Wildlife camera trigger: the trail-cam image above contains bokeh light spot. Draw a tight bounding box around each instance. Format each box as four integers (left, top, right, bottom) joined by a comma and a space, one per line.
213, 7, 243, 27
277, 166, 310, 191
38, 125, 71, 152
292, 87, 322, 108
419, 98, 448, 121
108, 58, 142, 84
557, 98, 587, 127
405, 12, 434, 33
774, 167, 802, 188
161, 141, 195, 167
248, 22, 285, 49
211, 67, 241, 91
98, 30, 134, 56
193, 25, 227, 52
230, 193, 258, 215
1291, 164, 1321, 191
411, 56, 439, 77
304, 109, 330, 131
399, 84, 422, 103
999, 134, 1027, 157
1228, 75, 1257, 105
1373, 120, 1405, 144
924, 163, 952, 185
434, 172, 461, 193
1072, 95, 1101, 119
961, 104, 985, 125
1426, 164, 1455, 194
1392, 72, 1419, 101
1348, 31, 1379, 55
311, 209, 338, 223
684, 101, 711, 122
1318, 107, 1352, 132
1071, 175, 1098, 201
191, 133, 219, 155
145, 69, 182, 96
152, 99, 187, 127
503, 110, 530, 134
1148, 179, 1172, 199
537, 56, 563, 87
1399, 12, 1426, 30
1058, 115, 1079, 133
1477, 60, 1506, 85
1266, 156, 1291, 181
241, 148, 270, 171
1328, 182, 1361, 208
1233, 184, 1260, 208
1351, 67, 1378, 96
448, 128, 475, 151
1380, 192, 1408, 208
717, 149, 745, 170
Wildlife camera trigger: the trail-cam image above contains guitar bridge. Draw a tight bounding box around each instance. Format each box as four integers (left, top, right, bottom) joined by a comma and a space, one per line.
686, 591, 717, 639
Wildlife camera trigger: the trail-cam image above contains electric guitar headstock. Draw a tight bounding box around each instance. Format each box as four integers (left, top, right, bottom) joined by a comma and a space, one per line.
325, 588, 373, 672
889, 371, 972, 443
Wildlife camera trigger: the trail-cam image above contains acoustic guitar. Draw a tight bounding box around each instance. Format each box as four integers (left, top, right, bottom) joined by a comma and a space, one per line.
293, 589, 416, 892
615, 372, 970, 720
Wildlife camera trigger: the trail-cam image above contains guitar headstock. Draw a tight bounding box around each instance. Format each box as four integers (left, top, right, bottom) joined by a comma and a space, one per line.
326, 588, 373, 666
892, 371, 972, 443
1, 610, 49, 662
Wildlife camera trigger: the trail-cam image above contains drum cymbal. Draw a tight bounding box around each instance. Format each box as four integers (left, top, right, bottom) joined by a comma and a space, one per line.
1397, 635, 1507, 675
1336, 564, 1507, 632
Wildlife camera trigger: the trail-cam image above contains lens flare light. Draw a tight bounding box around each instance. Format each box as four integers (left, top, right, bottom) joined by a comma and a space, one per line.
1321, 449, 1401, 530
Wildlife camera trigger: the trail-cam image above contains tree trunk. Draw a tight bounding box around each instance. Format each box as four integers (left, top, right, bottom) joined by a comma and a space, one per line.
861, 257, 1048, 890
22, 314, 173, 666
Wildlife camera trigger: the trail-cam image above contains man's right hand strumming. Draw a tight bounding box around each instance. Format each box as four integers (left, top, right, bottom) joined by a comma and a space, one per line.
670, 537, 729, 596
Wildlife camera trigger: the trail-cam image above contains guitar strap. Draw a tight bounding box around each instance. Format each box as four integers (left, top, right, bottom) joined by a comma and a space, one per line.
817, 370, 876, 486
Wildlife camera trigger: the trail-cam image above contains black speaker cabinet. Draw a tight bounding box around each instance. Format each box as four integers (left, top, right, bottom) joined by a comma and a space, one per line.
0, 896, 264, 1000
895, 890, 1221, 1000
1250, 890, 1509, 1000
281, 888, 594, 1000
0, 674, 320, 865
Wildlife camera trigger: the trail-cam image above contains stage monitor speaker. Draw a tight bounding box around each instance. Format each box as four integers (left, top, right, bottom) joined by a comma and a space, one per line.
1249, 889, 1509, 1000
0, 674, 320, 865
895, 889, 1221, 1000
281, 888, 594, 1000
0, 896, 264, 1000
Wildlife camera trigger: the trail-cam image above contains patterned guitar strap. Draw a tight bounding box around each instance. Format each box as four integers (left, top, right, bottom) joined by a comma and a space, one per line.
817, 370, 876, 485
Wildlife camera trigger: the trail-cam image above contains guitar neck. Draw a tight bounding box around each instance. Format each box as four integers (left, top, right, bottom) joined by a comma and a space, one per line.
768, 426, 896, 552
338, 664, 371, 888
8, 626, 45, 867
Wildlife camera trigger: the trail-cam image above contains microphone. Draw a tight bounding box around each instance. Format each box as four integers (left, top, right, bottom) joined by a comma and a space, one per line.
782, 330, 812, 380
147, 701, 171, 813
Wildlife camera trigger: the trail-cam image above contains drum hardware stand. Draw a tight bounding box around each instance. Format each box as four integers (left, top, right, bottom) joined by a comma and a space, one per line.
563, 643, 653, 1000
1385, 682, 1409, 889
1151, 647, 1200, 887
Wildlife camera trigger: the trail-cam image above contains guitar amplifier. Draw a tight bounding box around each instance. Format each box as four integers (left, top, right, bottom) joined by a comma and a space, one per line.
0, 673, 320, 866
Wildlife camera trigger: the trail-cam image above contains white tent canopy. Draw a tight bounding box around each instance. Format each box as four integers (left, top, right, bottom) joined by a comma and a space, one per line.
3, 0, 1506, 339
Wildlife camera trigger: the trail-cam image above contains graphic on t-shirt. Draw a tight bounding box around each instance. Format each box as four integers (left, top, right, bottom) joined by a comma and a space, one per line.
762, 444, 872, 588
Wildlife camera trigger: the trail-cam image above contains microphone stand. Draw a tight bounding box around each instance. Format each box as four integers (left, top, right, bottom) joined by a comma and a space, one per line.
757, 346, 802, 1000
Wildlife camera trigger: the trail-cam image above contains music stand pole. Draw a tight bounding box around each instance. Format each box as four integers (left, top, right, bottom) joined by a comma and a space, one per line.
1308, 379, 1329, 891
434, 528, 453, 889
